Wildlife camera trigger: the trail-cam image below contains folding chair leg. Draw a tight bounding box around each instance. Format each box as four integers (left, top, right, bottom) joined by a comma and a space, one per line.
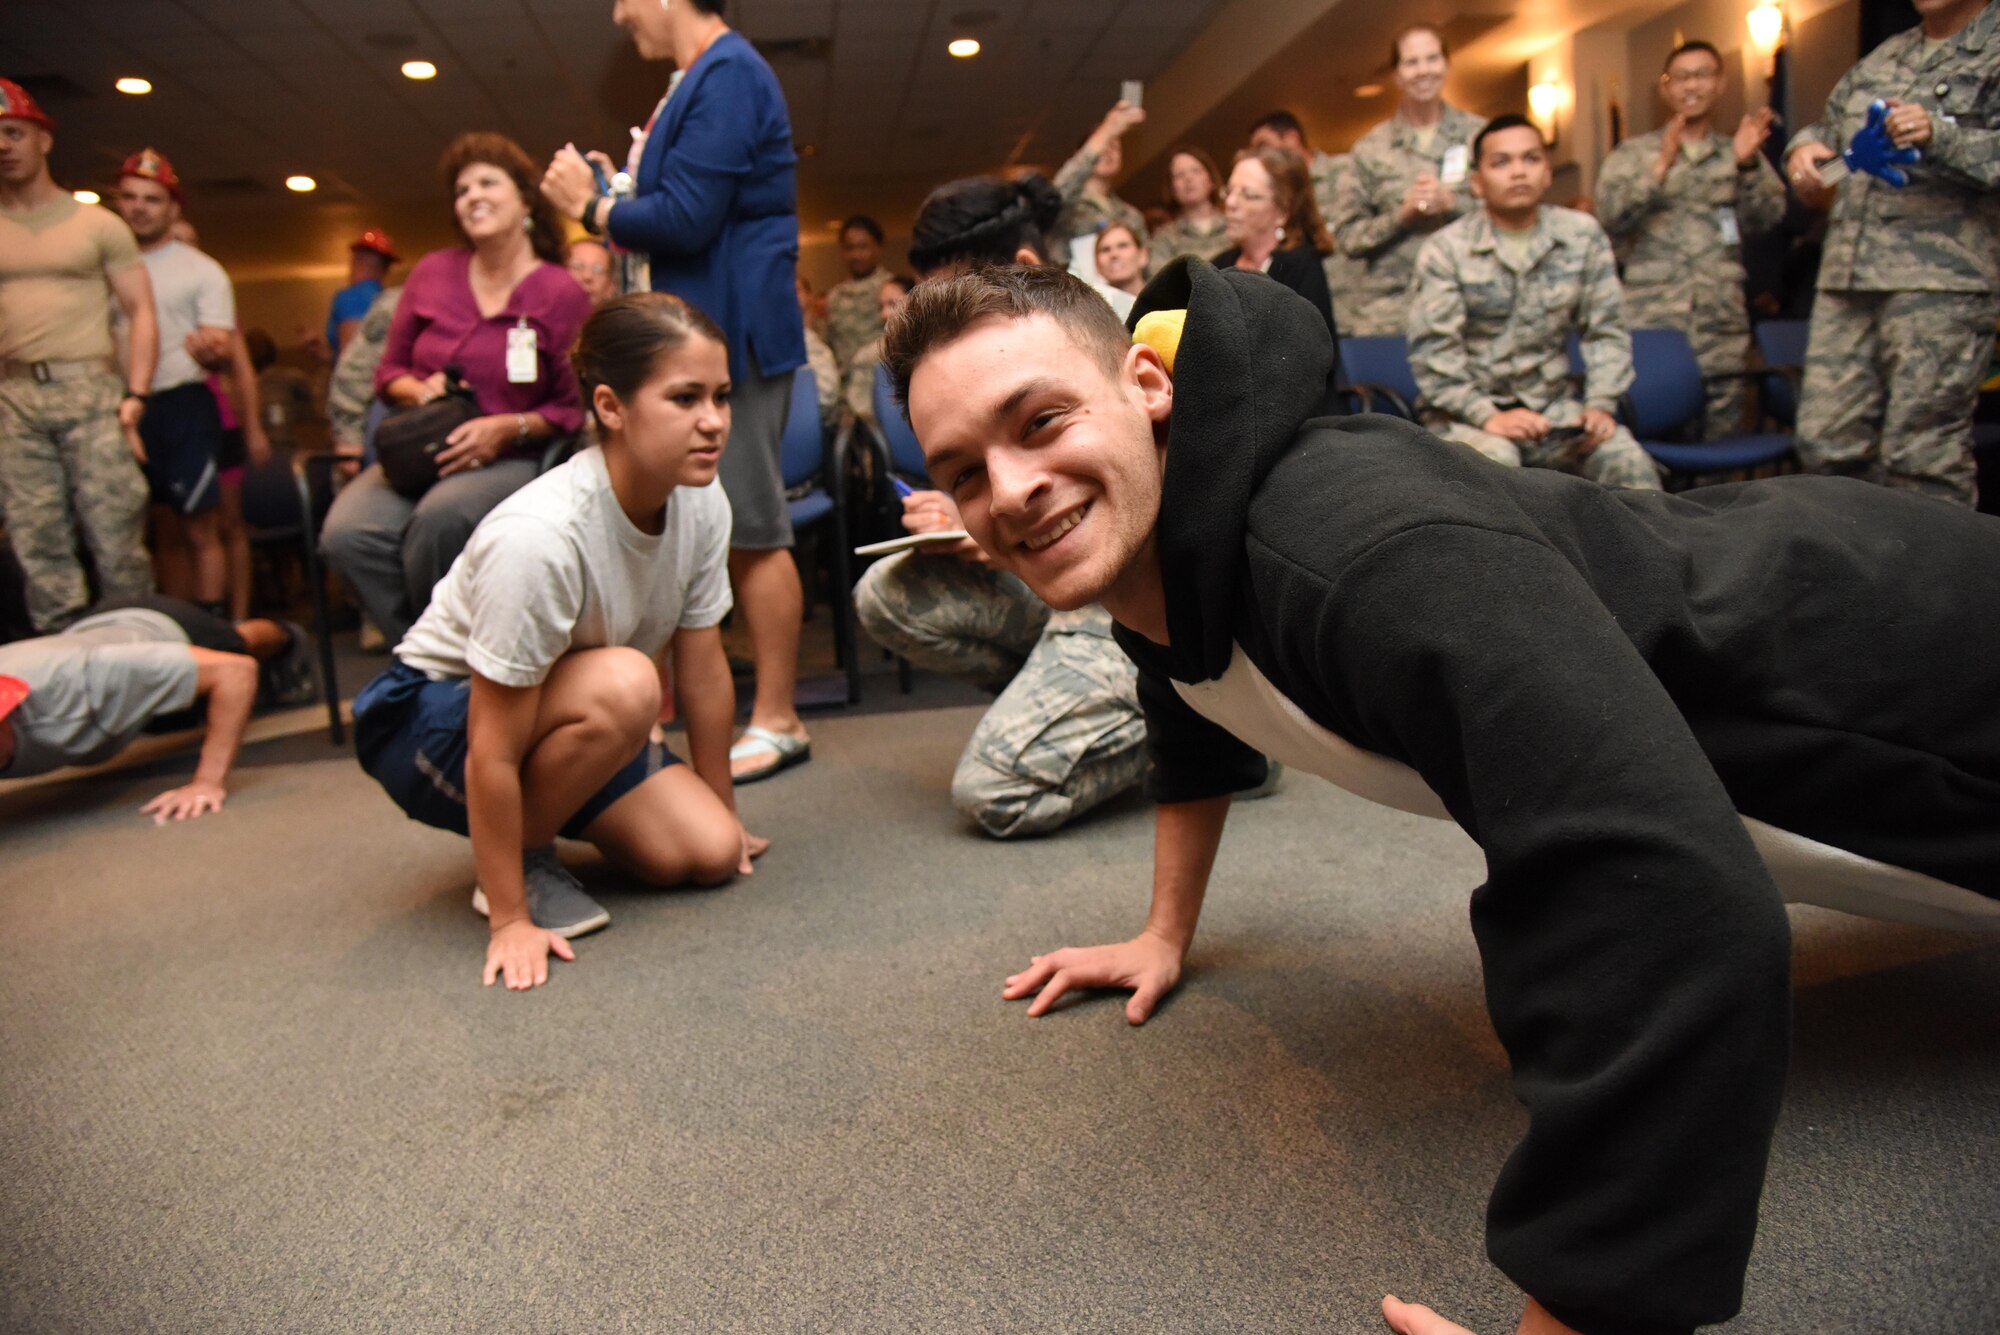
294, 468, 345, 745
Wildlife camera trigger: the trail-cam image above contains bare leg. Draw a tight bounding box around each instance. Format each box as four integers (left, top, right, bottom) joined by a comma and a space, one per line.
727, 546, 808, 778
151, 506, 195, 601
216, 479, 252, 620
183, 509, 228, 605
514, 648, 661, 846
583, 765, 742, 888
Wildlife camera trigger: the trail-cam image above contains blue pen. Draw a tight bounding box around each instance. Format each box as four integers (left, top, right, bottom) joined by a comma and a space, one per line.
893, 477, 916, 498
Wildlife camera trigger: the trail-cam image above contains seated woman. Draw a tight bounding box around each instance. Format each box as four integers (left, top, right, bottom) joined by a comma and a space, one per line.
1147, 146, 1231, 272
1091, 222, 1148, 319
1214, 144, 1337, 340
321, 132, 591, 645
351, 293, 764, 992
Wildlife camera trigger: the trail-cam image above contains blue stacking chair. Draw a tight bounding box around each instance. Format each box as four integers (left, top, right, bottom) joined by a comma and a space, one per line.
1752, 319, 1809, 429
1336, 335, 1420, 419
780, 365, 860, 704
1621, 328, 1795, 486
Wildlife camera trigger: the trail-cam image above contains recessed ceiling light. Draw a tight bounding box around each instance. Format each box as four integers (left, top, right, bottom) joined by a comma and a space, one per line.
1354, 83, 1385, 98
401, 60, 437, 80
948, 38, 981, 58
285, 175, 317, 193
115, 77, 152, 95
73, 189, 100, 204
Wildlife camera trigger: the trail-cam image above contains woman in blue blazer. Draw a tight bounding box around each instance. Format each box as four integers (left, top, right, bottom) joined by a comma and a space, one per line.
546, 0, 813, 783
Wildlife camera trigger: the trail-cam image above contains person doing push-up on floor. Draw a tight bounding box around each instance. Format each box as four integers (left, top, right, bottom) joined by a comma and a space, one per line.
884, 259, 2000, 1335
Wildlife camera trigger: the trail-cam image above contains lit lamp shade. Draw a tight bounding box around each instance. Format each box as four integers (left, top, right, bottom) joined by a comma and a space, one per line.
1528, 81, 1563, 136
1747, 5, 1785, 51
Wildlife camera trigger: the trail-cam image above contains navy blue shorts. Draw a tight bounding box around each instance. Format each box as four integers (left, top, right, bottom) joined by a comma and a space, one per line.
139, 381, 223, 515
353, 661, 678, 840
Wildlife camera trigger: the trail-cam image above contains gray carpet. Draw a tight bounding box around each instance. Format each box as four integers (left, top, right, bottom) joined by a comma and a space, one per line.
2, 706, 1995, 1334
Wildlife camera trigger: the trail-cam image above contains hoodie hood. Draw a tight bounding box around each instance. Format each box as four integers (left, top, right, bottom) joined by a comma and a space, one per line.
1128, 257, 1337, 683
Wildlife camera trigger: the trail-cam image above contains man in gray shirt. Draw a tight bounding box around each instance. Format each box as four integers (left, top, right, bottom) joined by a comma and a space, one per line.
0, 596, 310, 821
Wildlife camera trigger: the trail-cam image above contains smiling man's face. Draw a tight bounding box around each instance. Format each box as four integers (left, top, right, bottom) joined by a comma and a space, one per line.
907, 313, 1173, 616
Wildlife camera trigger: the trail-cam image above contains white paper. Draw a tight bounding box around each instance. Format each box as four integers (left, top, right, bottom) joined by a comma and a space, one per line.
854, 530, 972, 557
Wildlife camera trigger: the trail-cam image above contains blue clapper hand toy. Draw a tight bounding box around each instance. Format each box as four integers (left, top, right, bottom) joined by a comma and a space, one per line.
1820, 99, 1922, 187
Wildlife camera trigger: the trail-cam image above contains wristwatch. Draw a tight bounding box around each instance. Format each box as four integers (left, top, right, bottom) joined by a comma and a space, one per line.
122, 390, 148, 407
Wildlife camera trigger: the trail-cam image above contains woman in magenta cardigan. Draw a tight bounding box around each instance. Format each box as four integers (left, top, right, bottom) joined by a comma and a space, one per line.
321, 132, 591, 645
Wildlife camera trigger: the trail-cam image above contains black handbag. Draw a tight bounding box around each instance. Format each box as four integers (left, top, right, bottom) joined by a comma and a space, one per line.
375, 363, 480, 499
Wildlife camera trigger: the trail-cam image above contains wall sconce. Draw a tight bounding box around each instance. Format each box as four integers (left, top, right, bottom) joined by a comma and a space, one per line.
1747, 4, 1786, 52
1528, 80, 1568, 146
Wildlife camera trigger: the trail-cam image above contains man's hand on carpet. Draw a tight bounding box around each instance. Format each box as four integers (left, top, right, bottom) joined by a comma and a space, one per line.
141, 778, 228, 824
1382, 1295, 1585, 1335
483, 919, 575, 991
1002, 929, 1183, 1024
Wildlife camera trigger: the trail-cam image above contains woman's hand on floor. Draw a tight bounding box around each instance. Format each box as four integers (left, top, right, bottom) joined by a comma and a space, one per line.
1002, 930, 1184, 1025
739, 824, 769, 875
483, 919, 575, 991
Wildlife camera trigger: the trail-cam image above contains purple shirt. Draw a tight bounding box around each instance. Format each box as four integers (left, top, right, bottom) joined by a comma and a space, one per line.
374, 249, 591, 440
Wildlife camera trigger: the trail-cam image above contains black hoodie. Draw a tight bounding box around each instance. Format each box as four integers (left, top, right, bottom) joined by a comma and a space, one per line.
1119, 259, 2000, 1334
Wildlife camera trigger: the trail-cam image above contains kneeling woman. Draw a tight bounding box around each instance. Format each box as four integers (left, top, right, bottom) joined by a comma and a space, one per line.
354, 293, 765, 991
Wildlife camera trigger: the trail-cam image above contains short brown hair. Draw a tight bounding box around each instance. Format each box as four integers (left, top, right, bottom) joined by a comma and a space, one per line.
884, 265, 1130, 414
1390, 23, 1449, 67
439, 131, 564, 264
1232, 145, 1332, 255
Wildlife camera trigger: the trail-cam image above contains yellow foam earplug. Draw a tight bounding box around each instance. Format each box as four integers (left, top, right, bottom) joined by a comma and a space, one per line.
1132, 309, 1187, 374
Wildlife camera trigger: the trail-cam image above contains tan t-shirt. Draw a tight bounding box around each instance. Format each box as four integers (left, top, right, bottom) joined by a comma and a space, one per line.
0, 195, 142, 363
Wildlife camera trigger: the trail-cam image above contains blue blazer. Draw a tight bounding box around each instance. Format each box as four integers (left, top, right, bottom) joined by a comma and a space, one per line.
607, 31, 806, 383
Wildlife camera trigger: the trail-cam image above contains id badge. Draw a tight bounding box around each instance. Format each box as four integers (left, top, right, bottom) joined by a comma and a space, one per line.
1715, 206, 1741, 246
506, 320, 538, 384
1440, 144, 1469, 186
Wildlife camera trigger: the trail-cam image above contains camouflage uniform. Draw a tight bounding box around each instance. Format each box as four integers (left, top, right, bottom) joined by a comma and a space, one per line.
1147, 214, 1230, 274
1052, 145, 1149, 271
1596, 128, 1787, 438
824, 264, 893, 374
1311, 150, 1365, 338
853, 551, 1146, 838
1409, 206, 1662, 490
1332, 104, 1488, 335
803, 327, 841, 429
0, 371, 153, 630
844, 335, 885, 430
326, 286, 401, 449
1786, 3, 2000, 505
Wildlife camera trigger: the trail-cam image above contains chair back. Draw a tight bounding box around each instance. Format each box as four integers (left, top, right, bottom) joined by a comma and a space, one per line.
239, 448, 302, 535
1337, 336, 1420, 411
1754, 320, 1809, 427
873, 363, 929, 479
1625, 328, 1707, 439
780, 365, 825, 491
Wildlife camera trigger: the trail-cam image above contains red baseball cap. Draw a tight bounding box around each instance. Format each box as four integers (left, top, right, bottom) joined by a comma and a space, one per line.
350, 228, 398, 261
119, 146, 181, 200
0, 675, 29, 726
0, 77, 56, 132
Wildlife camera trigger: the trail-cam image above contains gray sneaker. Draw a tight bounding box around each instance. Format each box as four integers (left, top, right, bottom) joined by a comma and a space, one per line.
470, 846, 610, 939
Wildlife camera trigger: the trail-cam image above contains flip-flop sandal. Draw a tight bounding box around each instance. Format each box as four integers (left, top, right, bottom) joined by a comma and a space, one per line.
729, 725, 811, 783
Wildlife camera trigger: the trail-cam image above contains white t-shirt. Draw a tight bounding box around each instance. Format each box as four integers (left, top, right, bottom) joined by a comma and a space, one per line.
395, 446, 734, 687
116, 240, 235, 391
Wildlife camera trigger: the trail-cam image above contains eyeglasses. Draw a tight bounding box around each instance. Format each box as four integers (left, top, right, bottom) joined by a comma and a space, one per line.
1664, 68, 1722, 85
1224, 188, 1272, 204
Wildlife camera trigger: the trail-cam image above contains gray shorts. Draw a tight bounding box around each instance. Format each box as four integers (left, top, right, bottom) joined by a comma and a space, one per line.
720, 367, 795, 551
